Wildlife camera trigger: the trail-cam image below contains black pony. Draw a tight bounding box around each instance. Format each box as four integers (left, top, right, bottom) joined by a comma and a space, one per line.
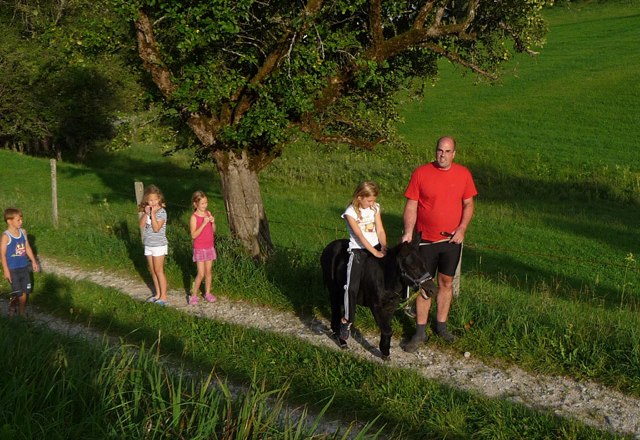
320, 234, 436, 359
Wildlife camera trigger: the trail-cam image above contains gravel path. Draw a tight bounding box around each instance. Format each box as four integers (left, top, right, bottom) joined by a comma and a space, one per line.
32, 257, 640, 439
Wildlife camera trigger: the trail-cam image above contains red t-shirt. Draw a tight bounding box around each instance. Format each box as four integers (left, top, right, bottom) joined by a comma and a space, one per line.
404, 162, 478, 242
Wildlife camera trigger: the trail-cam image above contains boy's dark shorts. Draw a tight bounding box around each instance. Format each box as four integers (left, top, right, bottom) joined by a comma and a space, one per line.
9, 266, 32, 296
419, 241, 462, 277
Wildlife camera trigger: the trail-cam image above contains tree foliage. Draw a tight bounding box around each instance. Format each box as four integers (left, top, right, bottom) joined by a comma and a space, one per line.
0, 0, 142, 160
121, 0, 549, 152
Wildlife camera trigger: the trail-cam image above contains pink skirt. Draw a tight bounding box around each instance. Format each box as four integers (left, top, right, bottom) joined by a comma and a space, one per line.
193, 246, 217, 262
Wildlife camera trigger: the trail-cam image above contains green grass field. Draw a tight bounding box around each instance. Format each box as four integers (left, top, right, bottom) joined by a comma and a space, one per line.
1, 1, 639, 438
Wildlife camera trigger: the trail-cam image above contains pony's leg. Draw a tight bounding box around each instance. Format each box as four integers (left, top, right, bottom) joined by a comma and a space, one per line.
372, 303, 393, 359
330, 286, 342, 335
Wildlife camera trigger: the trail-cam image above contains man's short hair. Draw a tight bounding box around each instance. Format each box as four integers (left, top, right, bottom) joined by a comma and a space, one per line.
437, 136, 456, 150
4, 208, 22, 222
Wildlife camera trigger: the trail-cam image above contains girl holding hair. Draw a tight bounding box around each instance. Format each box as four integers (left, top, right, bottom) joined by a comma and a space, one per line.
339, 181, 387, 344
189, 190, 217, 305
139, 184, 169, 305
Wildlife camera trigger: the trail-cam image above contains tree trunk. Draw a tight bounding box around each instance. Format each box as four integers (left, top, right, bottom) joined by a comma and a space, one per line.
212, 150, 274, 261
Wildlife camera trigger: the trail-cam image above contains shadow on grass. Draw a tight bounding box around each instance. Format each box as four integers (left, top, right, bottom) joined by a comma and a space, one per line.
171, 236, 196, 301
464, 245, 639, 311
75, 149, 222, 211
34, 274, 187, 356
265, 245, 328, 310
472, 162, 640, 256
110, 220, 152, 290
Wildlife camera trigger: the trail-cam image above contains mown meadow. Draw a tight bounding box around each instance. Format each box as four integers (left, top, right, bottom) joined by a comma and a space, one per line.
1, 1, 639, 438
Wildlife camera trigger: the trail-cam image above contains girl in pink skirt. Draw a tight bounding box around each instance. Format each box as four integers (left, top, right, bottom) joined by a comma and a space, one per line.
189, 191, 217, 305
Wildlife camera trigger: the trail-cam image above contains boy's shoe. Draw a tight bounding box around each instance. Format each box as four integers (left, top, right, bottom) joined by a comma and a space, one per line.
204, 293, 217, 303
189, 295, 199, 305
339, 322, 351, 341
146, 296, 158, 303
403, 335, 426, 353
436, 328, 456, 343
155, 299, 168, 307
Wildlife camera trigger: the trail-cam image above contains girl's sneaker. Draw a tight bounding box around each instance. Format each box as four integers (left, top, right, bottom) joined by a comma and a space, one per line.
204, 293, 217, 303
189, 295, 199, 305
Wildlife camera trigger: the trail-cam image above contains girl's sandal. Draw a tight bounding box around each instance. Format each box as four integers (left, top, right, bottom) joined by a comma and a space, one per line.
204, 293, 217, 303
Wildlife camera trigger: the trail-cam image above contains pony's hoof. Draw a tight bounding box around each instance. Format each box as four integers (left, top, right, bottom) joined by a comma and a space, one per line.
333, 332, 348, 349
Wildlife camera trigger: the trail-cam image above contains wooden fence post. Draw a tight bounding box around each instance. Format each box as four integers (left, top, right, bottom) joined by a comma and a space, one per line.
135, 181, 144, 240
50, 159, 58, 228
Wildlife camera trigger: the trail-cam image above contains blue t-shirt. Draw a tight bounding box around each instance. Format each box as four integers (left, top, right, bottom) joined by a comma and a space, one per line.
4, 229, 30, 270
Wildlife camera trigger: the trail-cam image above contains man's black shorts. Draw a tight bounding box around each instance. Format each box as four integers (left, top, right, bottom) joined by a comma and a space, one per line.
419, 241, 462, 277
9, 266, 32, 296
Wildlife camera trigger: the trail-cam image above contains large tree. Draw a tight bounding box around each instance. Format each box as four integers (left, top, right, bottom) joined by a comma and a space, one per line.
118, 0, 549, 260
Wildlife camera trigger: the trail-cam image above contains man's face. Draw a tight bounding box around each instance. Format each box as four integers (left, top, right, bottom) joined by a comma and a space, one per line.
435, 142, 456, 169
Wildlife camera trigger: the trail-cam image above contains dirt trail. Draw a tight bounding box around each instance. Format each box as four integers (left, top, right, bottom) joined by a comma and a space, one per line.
32, 257, 640, 439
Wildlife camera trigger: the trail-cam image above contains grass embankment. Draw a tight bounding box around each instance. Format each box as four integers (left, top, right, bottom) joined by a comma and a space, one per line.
0, 1, 639, 438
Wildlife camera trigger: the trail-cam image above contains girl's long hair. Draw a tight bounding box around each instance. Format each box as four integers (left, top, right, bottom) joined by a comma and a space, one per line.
138, 184, 166, 212
350, 181, 379, 220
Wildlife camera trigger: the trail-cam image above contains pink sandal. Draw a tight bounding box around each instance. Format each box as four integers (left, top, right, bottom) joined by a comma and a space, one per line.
204, 293, 217, 303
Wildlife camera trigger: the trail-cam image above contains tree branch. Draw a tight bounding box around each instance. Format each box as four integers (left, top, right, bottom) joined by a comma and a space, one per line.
298, 113, 386, 150
370, 0, 383, 48
499, 21, 540, 55
306, 0, 490, 146
414, 1, 436, 30
134, 9, 220, 146
421, 42, 498, 80
134, 10, 177, 98
231, 0, 325, 122
306, 131, 386, 150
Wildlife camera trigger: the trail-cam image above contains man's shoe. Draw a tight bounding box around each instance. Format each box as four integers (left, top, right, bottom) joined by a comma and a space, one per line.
436, 328, 455, 343
403, 335, 426, 353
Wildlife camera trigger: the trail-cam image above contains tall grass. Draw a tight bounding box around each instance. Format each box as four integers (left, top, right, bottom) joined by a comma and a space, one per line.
0, 316, 377, 439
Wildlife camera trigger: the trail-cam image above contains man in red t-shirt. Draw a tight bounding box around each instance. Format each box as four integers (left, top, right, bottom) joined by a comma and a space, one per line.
401, 136, 477, 350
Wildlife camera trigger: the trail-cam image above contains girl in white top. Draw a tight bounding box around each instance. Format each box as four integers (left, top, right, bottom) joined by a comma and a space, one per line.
339, 181, 387, 343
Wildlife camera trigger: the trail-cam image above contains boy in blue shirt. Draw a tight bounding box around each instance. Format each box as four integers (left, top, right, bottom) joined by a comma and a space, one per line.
1, 208, 39, 316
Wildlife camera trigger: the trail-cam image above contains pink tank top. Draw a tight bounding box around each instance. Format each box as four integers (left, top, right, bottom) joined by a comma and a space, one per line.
193, 212, 214, 249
